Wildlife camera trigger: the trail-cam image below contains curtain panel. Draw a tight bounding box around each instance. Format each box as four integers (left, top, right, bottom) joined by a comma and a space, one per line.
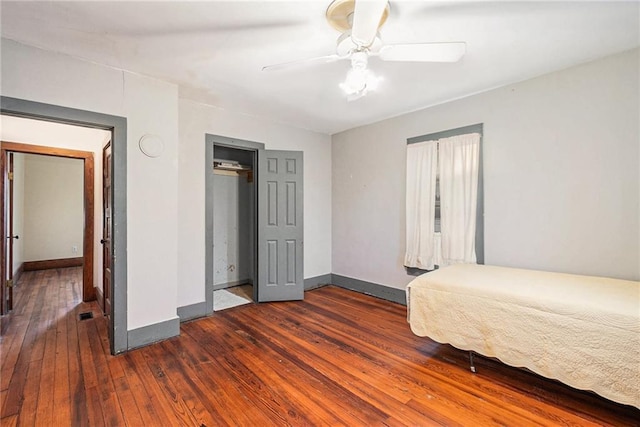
405, 141, 438, 269
439, 133, 480, 265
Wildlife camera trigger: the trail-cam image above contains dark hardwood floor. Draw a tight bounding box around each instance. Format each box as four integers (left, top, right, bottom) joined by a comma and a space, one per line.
1, 267, 638, 426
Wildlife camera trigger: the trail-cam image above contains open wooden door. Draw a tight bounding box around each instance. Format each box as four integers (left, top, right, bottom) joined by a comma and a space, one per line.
0, 149, 4, 317
257, 150, 304, 302
101, 143, 112, 320
1, 150, 17, 316
1, 150, 9, 316
5, 153, 15, 312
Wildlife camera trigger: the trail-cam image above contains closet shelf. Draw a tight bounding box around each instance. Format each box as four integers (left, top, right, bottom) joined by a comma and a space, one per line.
213, 160, 253, 182
213, 160, 252, 172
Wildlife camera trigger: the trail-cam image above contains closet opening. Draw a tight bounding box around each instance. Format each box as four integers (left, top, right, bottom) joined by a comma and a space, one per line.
205, 133, 304, 313
212, 145, 256, 311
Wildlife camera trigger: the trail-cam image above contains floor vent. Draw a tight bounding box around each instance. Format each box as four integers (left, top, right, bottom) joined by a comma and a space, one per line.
78, 312, 94, 321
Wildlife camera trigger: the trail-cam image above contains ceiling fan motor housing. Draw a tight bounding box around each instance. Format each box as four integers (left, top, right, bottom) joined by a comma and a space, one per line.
326, 0, 390, 33
336, 31, 383, 56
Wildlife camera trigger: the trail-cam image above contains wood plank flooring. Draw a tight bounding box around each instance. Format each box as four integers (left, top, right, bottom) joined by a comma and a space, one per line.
1, 267, 638, 426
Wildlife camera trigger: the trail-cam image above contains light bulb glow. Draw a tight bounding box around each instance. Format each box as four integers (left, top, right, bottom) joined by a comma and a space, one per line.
339, 59, 382, 100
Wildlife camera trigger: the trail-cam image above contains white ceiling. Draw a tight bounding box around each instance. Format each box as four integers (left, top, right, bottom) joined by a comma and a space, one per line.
1, 1, 638, 135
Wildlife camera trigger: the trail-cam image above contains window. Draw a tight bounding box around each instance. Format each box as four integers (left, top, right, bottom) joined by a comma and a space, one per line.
405, 124, 484, 274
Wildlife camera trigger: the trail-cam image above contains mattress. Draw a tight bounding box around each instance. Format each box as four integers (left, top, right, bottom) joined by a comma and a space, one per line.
406, 264, 640, 408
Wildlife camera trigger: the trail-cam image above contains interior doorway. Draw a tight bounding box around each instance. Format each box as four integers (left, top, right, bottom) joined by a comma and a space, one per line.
1, 142, 95, 314
212, 145, 256, 311
1, 97, 128, 354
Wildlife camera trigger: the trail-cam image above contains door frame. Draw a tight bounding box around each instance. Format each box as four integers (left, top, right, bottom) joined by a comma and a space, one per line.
205, 134, 264, 314
1, 142, 95, 303
1, 96, 128, 355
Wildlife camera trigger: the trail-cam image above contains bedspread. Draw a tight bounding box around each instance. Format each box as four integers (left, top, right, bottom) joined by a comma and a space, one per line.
406, 264, 640, 408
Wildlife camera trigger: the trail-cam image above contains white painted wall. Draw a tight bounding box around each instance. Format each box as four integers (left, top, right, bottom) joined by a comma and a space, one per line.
123, 73, 179, 331
1, 39, 180, 331
177, 99, 332, 307
332, 48, 639, 286
23, 154, 83, 261
11, 154, 25, 274
1, 116, 109, 289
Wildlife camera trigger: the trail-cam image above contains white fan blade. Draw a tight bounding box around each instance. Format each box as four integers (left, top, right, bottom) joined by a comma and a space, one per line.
352, 0, 388, 47
379, 42, 466, 62
262, 54, 343, 72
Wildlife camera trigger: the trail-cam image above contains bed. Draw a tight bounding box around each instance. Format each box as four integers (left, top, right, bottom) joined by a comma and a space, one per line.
406, 264, 640, 408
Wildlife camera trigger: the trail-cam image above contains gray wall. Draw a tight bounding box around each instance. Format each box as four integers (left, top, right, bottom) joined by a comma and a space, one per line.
332, 48, 639, 288
213, 173, 254, 288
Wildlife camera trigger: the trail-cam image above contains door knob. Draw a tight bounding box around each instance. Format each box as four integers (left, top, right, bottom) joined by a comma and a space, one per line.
100, 239, 108, 244
6, 235, 18, 239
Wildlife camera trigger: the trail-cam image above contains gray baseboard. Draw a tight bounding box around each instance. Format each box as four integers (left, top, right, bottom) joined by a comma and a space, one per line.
177, 301, 208, 322
304, 273, 332, 290
213, 280, 252, 291
330, 274, 407, 305
127, 317, 180, 350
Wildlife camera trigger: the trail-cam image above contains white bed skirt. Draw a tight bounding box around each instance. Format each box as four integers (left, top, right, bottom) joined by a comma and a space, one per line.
406, 264, 640, 408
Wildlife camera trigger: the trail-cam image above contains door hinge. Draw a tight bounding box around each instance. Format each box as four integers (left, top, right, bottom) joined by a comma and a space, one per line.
6, 279, 13, 288
8, 172, 14, 180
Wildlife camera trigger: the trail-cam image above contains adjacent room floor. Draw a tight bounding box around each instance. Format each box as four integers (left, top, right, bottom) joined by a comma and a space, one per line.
213, 284, 253, 311
1, 267, 638, 426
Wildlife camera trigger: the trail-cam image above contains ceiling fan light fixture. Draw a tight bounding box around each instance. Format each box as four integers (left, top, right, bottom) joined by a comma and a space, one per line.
263, 0, 466, 100
339, 54, 382, 100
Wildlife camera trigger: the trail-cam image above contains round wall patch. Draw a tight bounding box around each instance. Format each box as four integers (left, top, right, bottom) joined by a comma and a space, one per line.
139, 134, 164, 158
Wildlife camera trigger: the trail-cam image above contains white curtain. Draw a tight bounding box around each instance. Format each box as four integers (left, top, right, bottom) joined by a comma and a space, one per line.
405, 141, 438, 269
439, 133, 480, 266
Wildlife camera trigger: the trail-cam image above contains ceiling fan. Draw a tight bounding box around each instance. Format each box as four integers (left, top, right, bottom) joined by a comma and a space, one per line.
262, 0, 466, 101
